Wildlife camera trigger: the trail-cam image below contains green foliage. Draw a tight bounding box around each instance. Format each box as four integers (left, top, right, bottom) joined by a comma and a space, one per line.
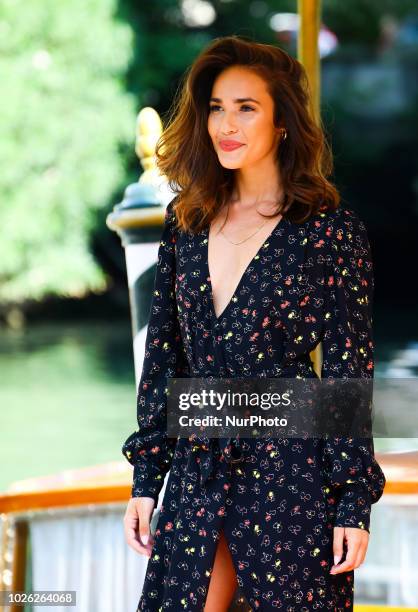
0, 0, 137, 303
323, 0, 418, 45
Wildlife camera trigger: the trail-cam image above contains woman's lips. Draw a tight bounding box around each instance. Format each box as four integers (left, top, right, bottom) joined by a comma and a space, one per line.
219, 141, 245, 151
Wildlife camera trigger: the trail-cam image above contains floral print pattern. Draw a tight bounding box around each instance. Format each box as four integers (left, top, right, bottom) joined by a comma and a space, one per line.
122, 197, 386, 611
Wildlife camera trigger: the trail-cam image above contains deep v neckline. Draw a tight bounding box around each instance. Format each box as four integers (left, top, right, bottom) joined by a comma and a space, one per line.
205, 215, 286, 323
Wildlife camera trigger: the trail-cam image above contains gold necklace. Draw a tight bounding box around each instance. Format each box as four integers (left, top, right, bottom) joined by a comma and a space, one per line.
219, 199, 281, 246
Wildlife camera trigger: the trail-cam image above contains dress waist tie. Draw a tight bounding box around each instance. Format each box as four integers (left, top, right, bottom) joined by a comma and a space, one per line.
188, 354, 316, 487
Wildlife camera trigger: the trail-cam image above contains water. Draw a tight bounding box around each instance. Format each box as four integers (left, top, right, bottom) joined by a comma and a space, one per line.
0, 306, 417, 492
0, 320, 135, 493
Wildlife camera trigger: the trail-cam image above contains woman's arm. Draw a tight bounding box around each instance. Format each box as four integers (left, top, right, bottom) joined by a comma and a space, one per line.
319, 207, 386, 534
121, 197, 189, 503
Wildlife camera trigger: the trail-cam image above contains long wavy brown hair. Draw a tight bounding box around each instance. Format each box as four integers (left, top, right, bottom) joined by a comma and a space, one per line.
155, 34, 340, 234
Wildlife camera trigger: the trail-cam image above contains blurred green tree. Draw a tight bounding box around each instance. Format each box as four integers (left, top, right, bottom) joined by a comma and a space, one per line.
0, 0, 136, 304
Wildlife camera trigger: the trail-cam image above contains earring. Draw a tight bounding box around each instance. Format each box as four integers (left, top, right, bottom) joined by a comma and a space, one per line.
281, 128, 287, 141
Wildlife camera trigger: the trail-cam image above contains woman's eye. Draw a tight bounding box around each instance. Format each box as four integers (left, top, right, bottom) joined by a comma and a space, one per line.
209, 105, 255, 113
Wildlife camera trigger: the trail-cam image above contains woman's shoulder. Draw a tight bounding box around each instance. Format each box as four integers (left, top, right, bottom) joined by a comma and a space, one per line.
162, 195, 184, 238
309, 203, 363, 225
307, 204, 368, 240
301, 204, 372, 267
164, 195, 178, 222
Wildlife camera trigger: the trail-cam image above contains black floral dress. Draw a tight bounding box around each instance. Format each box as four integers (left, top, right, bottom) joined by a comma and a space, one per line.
122, 196, 386, 611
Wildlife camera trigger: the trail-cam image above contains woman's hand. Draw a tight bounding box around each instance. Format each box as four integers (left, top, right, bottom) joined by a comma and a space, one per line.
124, 497, 156, 557
330, 526, 369, 574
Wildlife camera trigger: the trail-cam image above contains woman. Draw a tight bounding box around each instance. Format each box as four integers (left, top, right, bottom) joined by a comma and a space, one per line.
122, 35, 386, 611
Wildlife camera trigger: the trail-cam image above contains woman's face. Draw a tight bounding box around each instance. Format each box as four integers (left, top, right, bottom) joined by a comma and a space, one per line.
207, 65, 282, 170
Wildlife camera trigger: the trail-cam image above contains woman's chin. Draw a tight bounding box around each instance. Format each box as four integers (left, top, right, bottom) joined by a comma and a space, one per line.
217, 158, 245, 170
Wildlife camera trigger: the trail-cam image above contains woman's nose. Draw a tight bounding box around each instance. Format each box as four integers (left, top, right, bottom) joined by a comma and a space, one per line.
220, 112, 238, 133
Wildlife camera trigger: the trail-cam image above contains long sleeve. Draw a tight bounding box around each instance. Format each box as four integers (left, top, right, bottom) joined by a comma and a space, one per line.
319, 207, 386, 533
121, 198, 189, 502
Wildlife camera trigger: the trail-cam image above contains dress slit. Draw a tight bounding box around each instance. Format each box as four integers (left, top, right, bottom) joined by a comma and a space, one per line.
204, 525, 252, 612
